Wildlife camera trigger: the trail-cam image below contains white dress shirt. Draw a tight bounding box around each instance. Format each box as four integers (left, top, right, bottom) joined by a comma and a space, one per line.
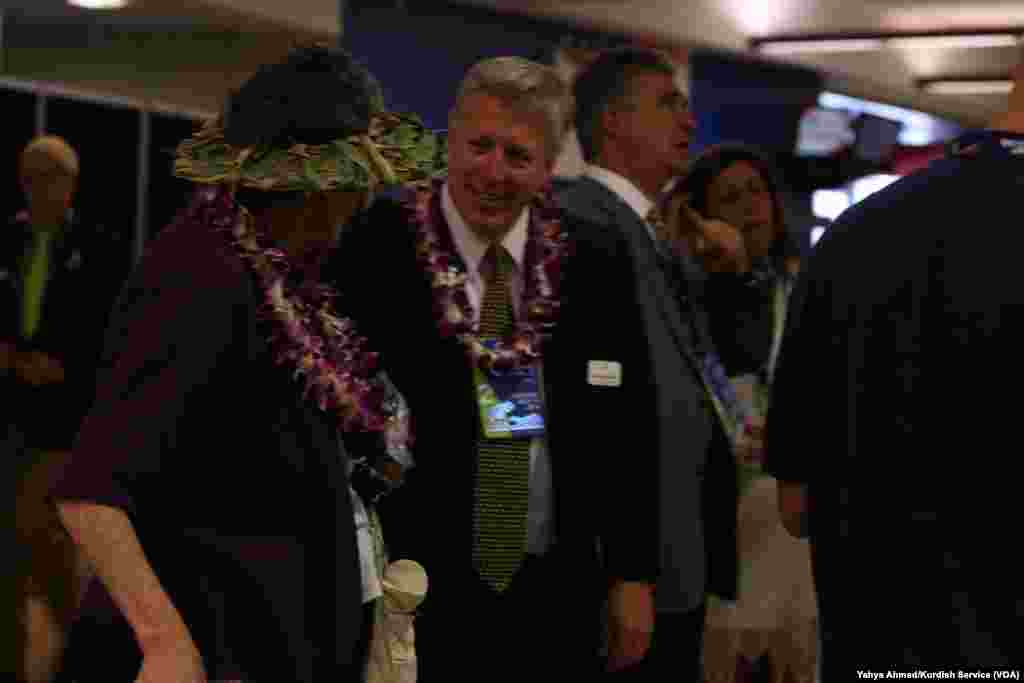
584, 165, 658, 243
441, 182, 555, 556
350, 481, 383, 604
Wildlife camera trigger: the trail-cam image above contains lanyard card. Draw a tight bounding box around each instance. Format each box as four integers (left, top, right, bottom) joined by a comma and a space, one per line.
700, 351, 748, 439
474, 339, 546, 440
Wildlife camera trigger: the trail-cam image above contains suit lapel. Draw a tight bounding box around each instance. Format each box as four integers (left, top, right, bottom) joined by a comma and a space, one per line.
576, 178, 706, 378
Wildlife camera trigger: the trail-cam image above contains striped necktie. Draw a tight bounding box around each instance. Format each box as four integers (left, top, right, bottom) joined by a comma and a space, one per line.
472, 244, 531, 593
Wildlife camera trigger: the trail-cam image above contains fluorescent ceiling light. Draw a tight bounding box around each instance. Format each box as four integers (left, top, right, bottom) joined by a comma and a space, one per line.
818, 91, 962, 146
810, 226, 827, 247
886, 34, 1021, 50
923, 80, 1014, 95
899, 127, 936, 146
67, 0, 131, 8
850, 174, 901, 204
812, 189, 851, 222
755, 32, 1022, 55
757, 39, 885, 55
819, 92, 933, 129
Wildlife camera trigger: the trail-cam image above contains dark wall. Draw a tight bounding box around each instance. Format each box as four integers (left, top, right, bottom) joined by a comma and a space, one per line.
1, 90, 39, 222
148, 113, 201, 239
689, 48, 823, 158
344, 1, 583, 130
342, 5, 823, 182
45, 98, 139, 237
44, 97, 139, 276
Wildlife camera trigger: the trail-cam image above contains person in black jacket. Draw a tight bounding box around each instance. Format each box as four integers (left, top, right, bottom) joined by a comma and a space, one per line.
766, 45, 1024, 674
49, 46, 436, 682
331, 55, 659, 681
2, 136, 125, 453
6, 135, 124, 683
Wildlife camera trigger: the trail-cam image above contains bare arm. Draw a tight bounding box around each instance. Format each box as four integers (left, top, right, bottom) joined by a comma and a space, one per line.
57, 502, 205, 680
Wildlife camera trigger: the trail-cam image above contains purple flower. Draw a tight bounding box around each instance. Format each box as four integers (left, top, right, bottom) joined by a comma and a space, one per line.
405, 179, 567, 370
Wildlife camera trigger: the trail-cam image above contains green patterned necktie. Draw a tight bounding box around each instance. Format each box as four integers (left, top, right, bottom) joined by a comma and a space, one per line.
21, 227, 57, 341
472, 243, 531, 593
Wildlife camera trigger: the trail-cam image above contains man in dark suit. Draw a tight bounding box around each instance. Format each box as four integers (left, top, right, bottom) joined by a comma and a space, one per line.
5, 136, 126, 683
555, 48, 741, 680
333, 56, 660, 680
766, 46, 1024, 675
2, 136, 125, 453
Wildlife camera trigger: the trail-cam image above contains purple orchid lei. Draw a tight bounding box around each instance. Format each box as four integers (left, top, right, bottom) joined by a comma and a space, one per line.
181, 185, 413, 479
408, 178, 567, 370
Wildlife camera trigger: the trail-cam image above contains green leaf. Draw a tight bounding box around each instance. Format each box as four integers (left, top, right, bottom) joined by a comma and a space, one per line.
351, 157, 370, 185
409, 136, 438, 163
334, 157, 356, 185
242, 147, 285, 177
391, 124, 417, 146
331, 139, 358, 160
302, 158, 323, 191
194, 144, 219, 161
334, 140, 371, 174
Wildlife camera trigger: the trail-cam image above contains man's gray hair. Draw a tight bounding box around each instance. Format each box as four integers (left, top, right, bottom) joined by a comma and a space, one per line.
450, 56, 571, 162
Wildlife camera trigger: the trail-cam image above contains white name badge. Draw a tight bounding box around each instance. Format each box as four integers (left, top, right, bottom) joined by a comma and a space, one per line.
587, 360, 622, 387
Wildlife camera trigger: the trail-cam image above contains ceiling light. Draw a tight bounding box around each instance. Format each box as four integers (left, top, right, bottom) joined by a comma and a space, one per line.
810, 226, 827, 247
67, 0, 131, 8
886, 34, 1021, 50
756, 38, 886, 55
921, 80, 1015, 95
753, 31, 1023, 56
819, 92, 936, 129
812, 190, 851, 222
850, 174, 901, 204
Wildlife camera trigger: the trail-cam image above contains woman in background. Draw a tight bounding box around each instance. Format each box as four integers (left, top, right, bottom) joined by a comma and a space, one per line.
667, 144, 816, 683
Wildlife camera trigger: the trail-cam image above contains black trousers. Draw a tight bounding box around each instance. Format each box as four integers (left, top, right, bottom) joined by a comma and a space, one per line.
607, 603, 706, 683
415, 548, 603, 683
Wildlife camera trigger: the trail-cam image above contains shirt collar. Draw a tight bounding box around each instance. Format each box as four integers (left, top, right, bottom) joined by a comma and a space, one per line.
584, 165, 655, 220
441, 181, 528, 274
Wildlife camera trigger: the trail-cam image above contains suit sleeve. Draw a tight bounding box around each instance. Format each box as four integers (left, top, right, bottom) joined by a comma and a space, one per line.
561, 216, 661, 584
763, 253, 829, 485
49, 228, 249, 514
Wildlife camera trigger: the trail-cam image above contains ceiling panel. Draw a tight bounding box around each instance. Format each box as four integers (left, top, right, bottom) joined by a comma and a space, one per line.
0, 0, 331, 116
1, 0, 1017, 125
468, 0, 1019, 126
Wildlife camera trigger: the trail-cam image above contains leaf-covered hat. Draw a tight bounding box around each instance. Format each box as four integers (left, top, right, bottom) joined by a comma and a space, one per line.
174, 45, 441, 192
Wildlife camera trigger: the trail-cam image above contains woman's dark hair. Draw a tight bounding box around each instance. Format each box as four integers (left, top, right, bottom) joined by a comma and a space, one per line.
679, 143, 801, 270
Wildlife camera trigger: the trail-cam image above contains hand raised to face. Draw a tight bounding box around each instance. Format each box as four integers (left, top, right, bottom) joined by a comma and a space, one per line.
666, 193, 750, 274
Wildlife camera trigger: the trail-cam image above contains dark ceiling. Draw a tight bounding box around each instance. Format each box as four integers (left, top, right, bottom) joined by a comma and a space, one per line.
1, 0, 332, 115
